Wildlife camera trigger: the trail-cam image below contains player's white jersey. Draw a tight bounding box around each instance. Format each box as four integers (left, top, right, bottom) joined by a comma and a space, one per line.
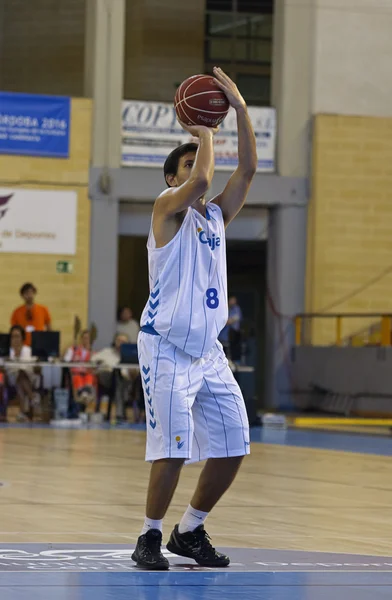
140, 202, 228, 358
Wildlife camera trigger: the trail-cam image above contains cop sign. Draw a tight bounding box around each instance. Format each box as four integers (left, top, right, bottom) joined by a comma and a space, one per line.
121, 100, 276, 172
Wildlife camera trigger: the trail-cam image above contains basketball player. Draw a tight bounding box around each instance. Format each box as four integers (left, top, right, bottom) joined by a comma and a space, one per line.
132, 67, 257, 570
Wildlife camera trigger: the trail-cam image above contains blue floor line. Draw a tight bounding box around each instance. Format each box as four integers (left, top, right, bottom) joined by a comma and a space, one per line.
250, 428, 392, 457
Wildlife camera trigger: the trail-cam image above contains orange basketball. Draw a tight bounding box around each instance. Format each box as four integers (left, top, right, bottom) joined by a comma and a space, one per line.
175, 74, 230, 128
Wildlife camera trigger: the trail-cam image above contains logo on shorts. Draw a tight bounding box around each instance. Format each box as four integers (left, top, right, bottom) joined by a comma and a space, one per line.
175, 436, 185, 450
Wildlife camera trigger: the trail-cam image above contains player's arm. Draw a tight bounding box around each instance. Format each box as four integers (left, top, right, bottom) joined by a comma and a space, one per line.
155, 124, 217, 216
211, 68, 257, 226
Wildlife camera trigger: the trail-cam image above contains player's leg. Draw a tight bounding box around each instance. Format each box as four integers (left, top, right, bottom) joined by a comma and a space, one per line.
167, 342, 249, 567
133, 333, 201, 569
144, 457, 184, 521
190, 455, 244, 512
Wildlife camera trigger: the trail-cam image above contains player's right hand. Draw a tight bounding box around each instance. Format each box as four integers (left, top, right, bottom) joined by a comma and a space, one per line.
178, 119, 219, 137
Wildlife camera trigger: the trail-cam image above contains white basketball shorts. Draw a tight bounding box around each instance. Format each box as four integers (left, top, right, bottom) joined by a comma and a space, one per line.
138, 331, 250, 462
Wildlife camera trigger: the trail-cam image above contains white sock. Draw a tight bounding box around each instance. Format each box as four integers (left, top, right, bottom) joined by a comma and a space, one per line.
178, 505, 209, 534
141, 517, 163, 535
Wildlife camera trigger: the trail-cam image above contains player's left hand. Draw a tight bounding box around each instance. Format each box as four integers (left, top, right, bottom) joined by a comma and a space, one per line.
213, 67, 246, 111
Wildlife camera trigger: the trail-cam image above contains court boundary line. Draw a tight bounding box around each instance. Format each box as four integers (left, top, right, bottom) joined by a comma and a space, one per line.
0, 540, 391, 558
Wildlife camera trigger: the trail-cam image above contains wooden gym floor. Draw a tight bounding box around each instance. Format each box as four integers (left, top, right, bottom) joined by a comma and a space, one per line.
0, 425, 392, 599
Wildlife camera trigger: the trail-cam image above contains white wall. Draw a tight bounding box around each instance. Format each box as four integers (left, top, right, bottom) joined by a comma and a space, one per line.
313, 0, 392, 116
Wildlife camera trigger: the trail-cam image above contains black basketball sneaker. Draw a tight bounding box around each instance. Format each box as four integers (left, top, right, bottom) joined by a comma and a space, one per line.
132, 529, 169, 570
166, 524, 230, 567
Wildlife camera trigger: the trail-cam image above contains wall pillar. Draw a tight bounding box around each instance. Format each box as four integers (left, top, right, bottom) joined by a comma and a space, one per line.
265, 0, 314, 407
85, 0, 125, 347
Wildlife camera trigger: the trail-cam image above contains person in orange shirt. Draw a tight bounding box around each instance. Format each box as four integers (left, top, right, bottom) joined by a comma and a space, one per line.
11, 283, 52, 346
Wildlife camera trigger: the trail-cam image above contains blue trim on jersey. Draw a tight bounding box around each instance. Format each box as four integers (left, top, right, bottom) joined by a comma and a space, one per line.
153, 336, 163, 397
200, 254, 214, 357
183, 243, 198, 352
205, 207, 211, 221
141, 325, 159, 336
143, 364, 156, 430
215, 274, 222, 337
168, 346, 178, 458
167, 227, 183, 340
207, 210, 217, 223
186, 354, 192, 455
203, 377, 229, 455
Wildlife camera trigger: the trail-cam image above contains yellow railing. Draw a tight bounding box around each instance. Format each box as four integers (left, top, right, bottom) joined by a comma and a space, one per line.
294, 313, 392, 347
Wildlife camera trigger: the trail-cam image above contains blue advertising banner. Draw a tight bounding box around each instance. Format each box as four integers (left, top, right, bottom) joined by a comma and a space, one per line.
0, 92, 70, 158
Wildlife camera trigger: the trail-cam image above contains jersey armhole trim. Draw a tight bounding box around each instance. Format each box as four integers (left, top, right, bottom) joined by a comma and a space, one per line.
147, 208, 190, 252
208, 200, 224, 219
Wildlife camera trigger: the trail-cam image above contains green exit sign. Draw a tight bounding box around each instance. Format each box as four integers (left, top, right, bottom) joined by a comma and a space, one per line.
56, 261, 73, 274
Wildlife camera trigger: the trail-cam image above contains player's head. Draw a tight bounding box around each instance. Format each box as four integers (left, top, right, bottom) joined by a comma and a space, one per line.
81, 329, 91, 348
164, 143, 198, 188
20, 282, 37, 305
229, 296, 237, 307
117, 306, 133, 323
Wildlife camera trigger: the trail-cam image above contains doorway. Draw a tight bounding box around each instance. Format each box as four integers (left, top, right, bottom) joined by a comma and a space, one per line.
226, 240, 267, 407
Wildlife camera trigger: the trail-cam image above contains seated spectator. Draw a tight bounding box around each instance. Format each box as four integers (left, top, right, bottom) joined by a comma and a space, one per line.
11, 283, 51, 346
92, 333, 128, 370
92, 333, 131, 421
5, 325, 36, 421
64, 329, 97, 405
116, 306, 140, 343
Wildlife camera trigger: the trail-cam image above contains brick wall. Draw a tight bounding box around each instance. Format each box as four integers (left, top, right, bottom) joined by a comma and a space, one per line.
0, 0, 85, 96
0, 99, 92, 351
124, 0, 205, 102
307, 114, 392, 344
0, 0, 205, 102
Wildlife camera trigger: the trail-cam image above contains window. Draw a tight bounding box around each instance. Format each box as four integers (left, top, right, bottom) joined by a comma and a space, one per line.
205, 0, 273, 106
236, 73, 271, 106
207, 0, 273, 14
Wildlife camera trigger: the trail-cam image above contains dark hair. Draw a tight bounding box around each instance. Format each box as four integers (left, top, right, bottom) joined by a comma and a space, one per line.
20, 282, 37, 296
117, 306, 132, 321
9, 324, 26, 341
163, 143, 198, 186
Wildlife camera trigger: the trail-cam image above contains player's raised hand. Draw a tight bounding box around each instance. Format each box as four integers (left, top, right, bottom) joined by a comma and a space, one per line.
213, 67, 246, 111
177, 119, 219, 137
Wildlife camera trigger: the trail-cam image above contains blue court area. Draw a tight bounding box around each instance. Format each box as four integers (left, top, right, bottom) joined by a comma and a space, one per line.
250, 427, 392, 457
1, 545, 392, 599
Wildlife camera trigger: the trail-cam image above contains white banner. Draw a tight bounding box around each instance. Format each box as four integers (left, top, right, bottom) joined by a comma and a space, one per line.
0, 188, 77, 255
122, 100, 276, 172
